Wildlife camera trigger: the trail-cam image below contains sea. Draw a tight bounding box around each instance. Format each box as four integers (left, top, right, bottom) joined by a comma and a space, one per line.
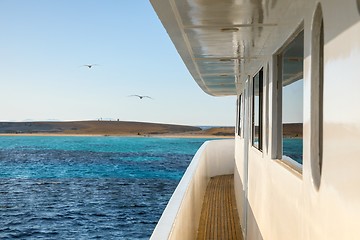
0, 136, 303, 239
283, 138, 303, 164
0, 136, 210, 240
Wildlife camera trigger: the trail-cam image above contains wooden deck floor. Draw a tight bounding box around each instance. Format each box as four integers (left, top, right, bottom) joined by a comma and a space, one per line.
197, 174, 243, 240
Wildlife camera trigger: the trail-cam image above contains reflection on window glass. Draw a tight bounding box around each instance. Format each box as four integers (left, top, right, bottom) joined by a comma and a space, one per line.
252, 69, 263, 150
282, 79, 303, 163
281, 30, 304, 165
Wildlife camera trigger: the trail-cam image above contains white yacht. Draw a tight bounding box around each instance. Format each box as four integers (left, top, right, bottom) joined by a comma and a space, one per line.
149, 0, 360, 239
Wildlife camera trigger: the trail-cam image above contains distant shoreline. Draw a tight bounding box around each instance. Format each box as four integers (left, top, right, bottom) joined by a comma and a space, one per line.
0, 133, 234, 139
0, 120, 235, 138
0, 121, 302, 138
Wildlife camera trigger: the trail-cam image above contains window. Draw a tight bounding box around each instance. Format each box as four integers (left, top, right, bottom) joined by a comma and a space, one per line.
279, 29, 304, 166
265, 64, 270, 154
237, 95, 242, 136
311, 4, 324, 188
252, 69, 263, 150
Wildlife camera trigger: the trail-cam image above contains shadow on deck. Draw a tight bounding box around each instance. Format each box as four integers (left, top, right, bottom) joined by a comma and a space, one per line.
197, 174, 243, 240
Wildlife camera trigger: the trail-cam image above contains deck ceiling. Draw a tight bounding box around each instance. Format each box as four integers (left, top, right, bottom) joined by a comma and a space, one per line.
150, 0, 298, 96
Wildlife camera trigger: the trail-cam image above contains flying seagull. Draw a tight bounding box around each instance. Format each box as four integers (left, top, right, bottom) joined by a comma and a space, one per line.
128, 95, 153, 100
83, 64, 99, 68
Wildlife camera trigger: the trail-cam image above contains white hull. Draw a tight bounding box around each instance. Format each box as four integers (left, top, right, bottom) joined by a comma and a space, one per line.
150, 0, 360, 239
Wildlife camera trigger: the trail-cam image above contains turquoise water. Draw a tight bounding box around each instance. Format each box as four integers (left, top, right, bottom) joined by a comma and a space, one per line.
283, 138, 303, 164
0, 136, 211, 239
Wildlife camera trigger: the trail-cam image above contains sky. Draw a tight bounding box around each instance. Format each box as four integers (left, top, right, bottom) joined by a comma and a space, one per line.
0, 1, 236, 126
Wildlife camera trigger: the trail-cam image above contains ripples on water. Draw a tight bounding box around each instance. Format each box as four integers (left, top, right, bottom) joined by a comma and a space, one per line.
0, 136, 210, 239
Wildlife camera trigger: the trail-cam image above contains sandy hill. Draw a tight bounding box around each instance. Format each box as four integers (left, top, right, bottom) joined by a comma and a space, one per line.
0, 121, 237, 137
283, 123, 303, 138
0, 121, 302, 138
0, 121, 202, 135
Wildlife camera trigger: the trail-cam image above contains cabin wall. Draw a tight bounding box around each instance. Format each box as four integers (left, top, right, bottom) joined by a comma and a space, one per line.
234, 138, 246, 236
246, 148, 303, 240
303, 16, 360, 240
235, 0, 360, 239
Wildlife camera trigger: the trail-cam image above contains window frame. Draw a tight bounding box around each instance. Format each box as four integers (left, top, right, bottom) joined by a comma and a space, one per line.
274, 25, 304, 173
237, 94, 242, 137
252, 68, 263, 151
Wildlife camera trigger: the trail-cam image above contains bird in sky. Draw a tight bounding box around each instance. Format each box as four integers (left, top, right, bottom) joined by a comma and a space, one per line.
83, 64, 99, 68
128, 95, 153, 100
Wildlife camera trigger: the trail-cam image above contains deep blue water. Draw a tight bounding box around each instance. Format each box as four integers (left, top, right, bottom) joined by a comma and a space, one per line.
0, 136, 210, 239
283, 138, 303, 164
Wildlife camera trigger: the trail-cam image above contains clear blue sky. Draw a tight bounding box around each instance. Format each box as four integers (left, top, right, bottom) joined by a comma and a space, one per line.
0, 1, 236, 126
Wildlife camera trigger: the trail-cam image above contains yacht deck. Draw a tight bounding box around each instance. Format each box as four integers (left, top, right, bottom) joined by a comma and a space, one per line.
197, 174, 243, 240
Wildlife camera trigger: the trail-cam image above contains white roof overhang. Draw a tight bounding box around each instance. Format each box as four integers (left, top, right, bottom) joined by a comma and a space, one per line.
150, 0, 300, 96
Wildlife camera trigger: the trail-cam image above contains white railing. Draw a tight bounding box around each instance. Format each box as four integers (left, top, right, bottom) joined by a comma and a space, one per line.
150, 139, 235, 240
